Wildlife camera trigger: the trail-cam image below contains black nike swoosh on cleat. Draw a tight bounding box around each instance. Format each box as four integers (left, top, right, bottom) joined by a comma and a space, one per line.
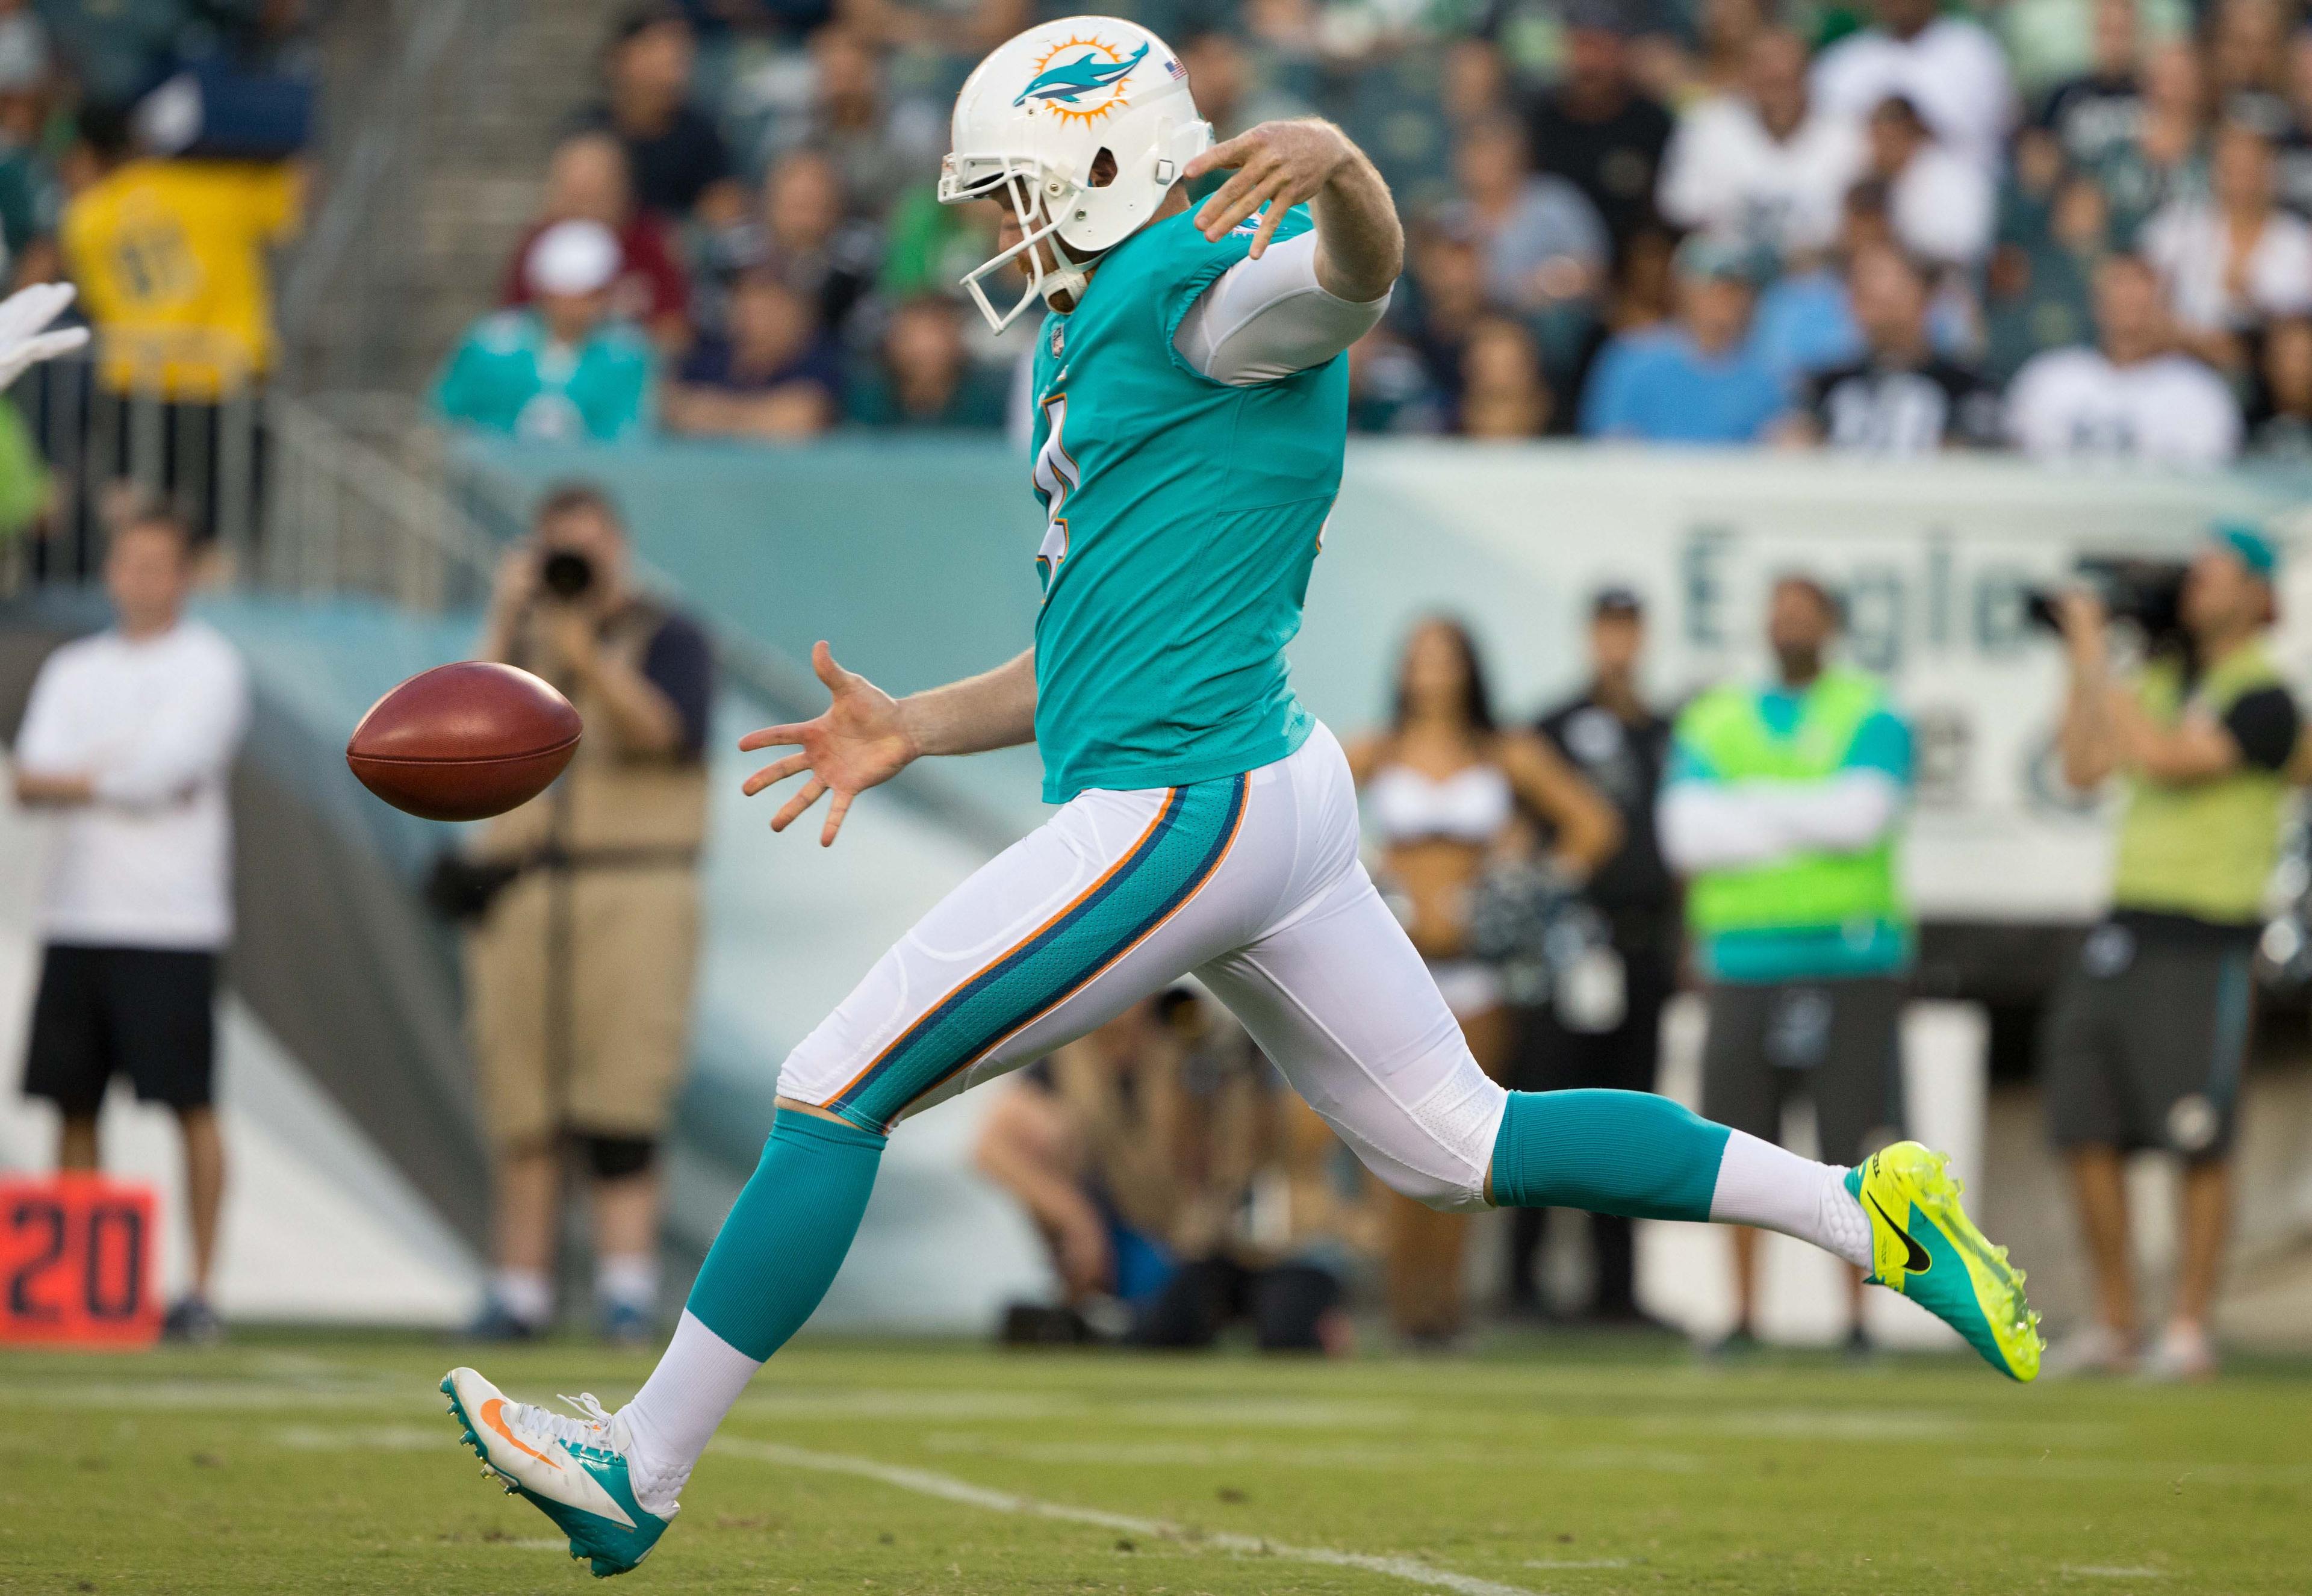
1866, 1190, 1931, 1275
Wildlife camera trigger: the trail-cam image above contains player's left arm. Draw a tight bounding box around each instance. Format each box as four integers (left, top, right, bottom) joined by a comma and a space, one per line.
1499, 730, 1621, 878
740, 644, 1037, 846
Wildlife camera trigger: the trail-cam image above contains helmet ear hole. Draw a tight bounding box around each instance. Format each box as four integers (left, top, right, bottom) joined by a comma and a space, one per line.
1088, 147, 1117, 188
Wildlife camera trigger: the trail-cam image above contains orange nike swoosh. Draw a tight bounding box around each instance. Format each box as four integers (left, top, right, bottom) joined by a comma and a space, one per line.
481, 1397, 562, 1471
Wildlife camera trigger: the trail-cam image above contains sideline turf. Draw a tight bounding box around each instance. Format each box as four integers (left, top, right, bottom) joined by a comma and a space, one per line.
2, 1332, 2305, 1594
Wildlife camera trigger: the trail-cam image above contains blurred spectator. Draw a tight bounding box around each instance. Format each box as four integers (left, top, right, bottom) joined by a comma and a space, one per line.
2043, 526, 2299, 1382
2006, 253, 2241, 464
1657, 29, 1866, 261
1524, 2, 1674, 255
2140, 120, 2312, 368
1399, 220, 1490, 408
1582, 235, 1784, 444
574, 5, 744, 223
762, 24, 910, 219
663, 267, 839, 438
466, 483, 713, 1343
1661, 574, 1913, 1354
1446, 114, 1608, 317
2088, 39, 2204, 246
1811, 0, 2017, 172
59, 101, 300, 397
1456, 314, 1553, 437
2034, 0, 2148, 170
695, 147, 877, 343
1865, 94, 1996, 268
1984, 170, 2108, 382
1349, 618, 1618, 1344
1179, 26, 1311, 145
0, 0, 55, 265
503, 132, 691, 352
434, 220, 657, 442
2245, 316, 2312, 456
2273, 30, 2312, 214
1781, 243, 2000, 452
2205, 0, 2291, 137
1680, 0, 1774, 102
13, 506, 249, 1344
1514, 588, 1679, 1328
1345, 325, 1447, 433
844, 295, 1004, 428
1747, 183, 1877, 382
974, 993, 1371, 1353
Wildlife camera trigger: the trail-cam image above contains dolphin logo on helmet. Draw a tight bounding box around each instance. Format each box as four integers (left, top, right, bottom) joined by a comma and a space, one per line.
1013, 40, 1149, 107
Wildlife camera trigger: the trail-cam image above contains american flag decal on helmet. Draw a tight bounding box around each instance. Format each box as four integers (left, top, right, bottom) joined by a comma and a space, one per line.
1163, 57, 1186, 79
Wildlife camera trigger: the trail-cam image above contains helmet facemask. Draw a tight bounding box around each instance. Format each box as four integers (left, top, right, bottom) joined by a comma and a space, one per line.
940, 155, 1095, 333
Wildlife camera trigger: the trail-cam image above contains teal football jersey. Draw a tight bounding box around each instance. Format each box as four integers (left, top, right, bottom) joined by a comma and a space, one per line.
1027, 203, 1347, 803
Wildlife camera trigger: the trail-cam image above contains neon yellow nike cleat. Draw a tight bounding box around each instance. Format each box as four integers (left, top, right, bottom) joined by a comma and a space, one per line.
1848, 1141, 2044, 1382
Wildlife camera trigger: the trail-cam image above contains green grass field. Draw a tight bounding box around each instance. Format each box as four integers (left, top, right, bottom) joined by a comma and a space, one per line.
3, 1331, 2307, 1595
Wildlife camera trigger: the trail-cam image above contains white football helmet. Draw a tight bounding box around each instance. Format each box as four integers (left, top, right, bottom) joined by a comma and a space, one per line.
937, 16, 1213, 331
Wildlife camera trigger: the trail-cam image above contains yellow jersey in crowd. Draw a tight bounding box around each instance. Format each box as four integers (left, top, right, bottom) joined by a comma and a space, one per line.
61, 159, 301, 399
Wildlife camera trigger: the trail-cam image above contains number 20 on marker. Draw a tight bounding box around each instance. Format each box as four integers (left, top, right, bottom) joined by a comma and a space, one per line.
0, 1175, 161, 1347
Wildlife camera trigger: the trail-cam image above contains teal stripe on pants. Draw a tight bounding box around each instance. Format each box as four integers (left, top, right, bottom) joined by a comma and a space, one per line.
833, 773, 1246, 1130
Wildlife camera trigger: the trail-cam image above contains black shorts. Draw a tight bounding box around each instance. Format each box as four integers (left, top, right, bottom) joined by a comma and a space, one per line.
20, 945, 219, 1116
1699, 976, 1906, 1167
2041, 922, 2253, 1159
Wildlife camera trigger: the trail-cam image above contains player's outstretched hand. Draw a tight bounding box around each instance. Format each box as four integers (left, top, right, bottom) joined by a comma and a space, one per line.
0, 282, 90, 390
739, 641, 918, 846
1187, 119, 1354, 259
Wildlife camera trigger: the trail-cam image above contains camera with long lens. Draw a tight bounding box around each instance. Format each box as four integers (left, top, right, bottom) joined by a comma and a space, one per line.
2025, 556, 2189, 649
539, 548, 595, 601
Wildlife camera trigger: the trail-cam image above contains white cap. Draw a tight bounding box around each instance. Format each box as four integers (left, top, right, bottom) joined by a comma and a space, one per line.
525, 219, 621, 297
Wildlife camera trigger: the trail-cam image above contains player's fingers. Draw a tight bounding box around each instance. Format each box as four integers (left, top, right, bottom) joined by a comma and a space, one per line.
1196, 162, 1276, 240
1195, 150, 1281, 233
811, 639, 855, 693
739, 751, 812, 796
1184, 130, 1259, 182
1247, 183, 1291, 258
819, 787, 855, 848
736, 722, 808, 752
769, 776, 827, 833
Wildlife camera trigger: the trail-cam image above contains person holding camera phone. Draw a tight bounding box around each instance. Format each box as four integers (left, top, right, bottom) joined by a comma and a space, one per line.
2040, 524, 2300, 1382
462, 482, 713, 1343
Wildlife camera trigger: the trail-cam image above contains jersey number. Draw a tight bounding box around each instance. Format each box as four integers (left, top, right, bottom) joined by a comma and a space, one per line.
1031, 393, 1078, 593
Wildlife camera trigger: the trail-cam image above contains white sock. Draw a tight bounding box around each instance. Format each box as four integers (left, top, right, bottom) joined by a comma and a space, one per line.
618, 1309, 763, 1515
597, 1252, 660, 1314
493, 1267, 553, 1328
1708, 1129, 1873, 1270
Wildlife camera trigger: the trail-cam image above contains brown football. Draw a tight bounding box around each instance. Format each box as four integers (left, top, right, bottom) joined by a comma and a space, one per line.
346, 662, 582, 821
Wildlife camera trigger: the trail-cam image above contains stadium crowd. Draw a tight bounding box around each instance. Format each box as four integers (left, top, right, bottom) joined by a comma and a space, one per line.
426, 0, 2312, 461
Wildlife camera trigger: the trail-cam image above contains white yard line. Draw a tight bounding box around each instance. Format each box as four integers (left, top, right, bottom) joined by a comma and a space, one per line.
713, 1437, 1546, 1596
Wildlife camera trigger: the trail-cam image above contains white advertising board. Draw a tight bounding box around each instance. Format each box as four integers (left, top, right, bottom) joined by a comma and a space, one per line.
1294, 444, 2312, 925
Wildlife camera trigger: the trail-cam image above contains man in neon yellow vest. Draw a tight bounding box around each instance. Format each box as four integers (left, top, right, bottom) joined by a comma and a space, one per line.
2042, 524, 2300, 1383
1661, 574, 1913, 1353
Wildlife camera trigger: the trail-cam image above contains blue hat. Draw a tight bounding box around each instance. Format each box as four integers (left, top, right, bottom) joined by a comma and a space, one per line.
2211, 521, 2279, 581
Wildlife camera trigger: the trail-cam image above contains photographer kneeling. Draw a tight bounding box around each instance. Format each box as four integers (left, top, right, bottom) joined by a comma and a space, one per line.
2043, 526, 2299, 1381
459, 482, 712, 1343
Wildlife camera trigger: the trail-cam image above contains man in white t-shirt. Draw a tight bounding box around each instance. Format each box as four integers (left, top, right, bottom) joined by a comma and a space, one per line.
12, 509, 249, 1341
2006, 253, 2243, 466
1811, 0, 2016, 172
1658, 29, 1866, 259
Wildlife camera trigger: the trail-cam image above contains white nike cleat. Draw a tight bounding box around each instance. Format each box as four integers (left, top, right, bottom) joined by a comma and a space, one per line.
440, 1366, 677, 1577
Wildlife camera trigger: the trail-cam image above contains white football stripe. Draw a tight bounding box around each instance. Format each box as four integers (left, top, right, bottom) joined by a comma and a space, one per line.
712, 1437, 1543, 1596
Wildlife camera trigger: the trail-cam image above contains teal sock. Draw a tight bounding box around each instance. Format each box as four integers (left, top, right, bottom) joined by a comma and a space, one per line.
1488, 1089, 1731, 1221
685, 1109, 887, 1361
